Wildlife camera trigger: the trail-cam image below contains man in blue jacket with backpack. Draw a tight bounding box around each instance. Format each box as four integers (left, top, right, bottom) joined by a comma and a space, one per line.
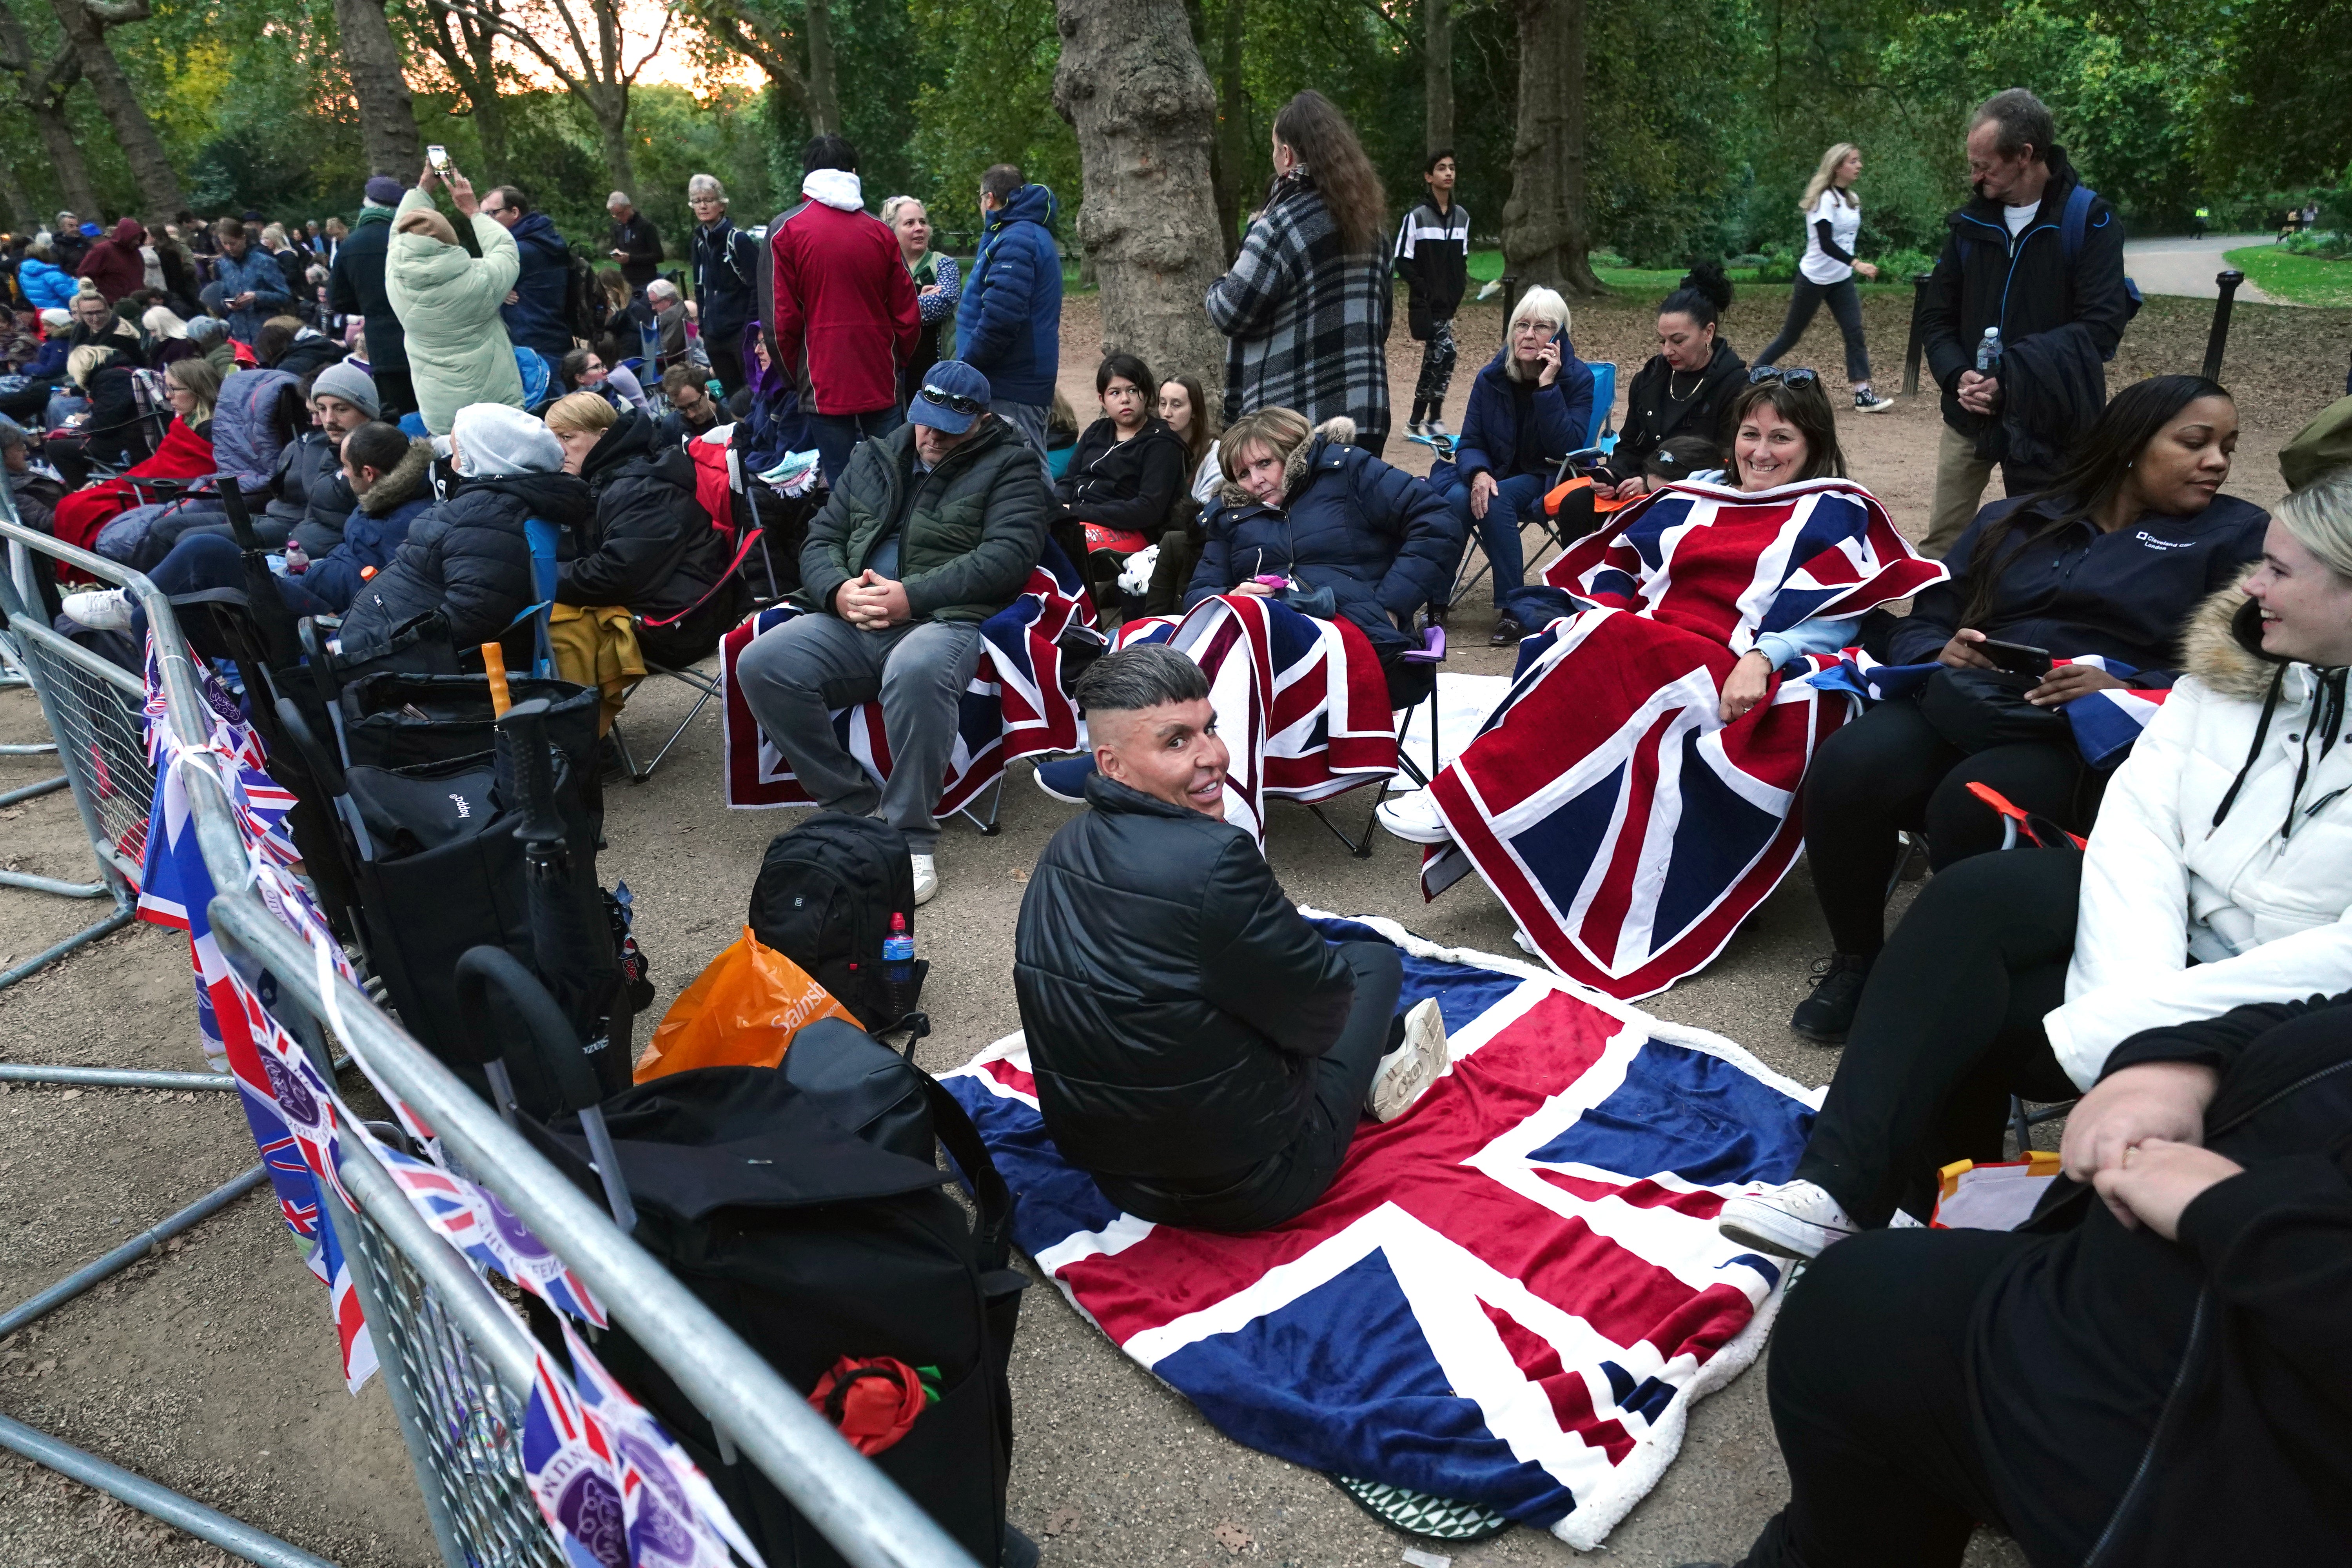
1917, 88, 2134, 558
955, 166, 1061, 466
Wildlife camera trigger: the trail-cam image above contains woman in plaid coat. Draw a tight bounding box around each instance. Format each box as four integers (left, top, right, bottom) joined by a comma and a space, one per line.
1206, 91, 1395, 454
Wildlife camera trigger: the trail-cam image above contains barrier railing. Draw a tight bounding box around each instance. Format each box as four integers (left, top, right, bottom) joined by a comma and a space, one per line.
0, 498, 980, 1568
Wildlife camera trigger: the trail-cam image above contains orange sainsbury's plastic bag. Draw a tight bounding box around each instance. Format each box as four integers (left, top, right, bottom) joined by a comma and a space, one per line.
634, 925, 864, 1082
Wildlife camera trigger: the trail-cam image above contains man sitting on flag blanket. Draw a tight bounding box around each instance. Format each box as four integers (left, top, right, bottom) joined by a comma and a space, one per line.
1377, 373, 1946, 1000
733, 359, 1048, 904
1014, 645, 1450, 1232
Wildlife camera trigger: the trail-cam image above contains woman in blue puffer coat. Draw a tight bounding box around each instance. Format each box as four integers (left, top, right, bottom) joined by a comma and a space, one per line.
18, 240, 77, 310
1183, 405, 1461, 699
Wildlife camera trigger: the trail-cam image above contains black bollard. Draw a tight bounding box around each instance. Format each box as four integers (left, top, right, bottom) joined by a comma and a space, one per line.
1902, 272, 1934, 396
1499, 273, 1520, 341
2202, 270, 2245, 383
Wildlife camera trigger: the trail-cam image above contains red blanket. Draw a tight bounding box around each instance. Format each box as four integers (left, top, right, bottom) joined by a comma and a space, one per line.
51, 418, 216, 555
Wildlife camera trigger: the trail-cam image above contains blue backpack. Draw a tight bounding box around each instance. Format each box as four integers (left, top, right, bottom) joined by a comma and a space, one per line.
2061, 184, 2143, 353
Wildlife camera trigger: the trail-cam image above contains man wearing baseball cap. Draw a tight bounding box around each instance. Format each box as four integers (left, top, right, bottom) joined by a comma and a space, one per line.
734, 360, 1050, 904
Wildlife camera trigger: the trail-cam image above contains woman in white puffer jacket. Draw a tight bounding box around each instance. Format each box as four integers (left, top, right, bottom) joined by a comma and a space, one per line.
1719, 459, 2352, 1259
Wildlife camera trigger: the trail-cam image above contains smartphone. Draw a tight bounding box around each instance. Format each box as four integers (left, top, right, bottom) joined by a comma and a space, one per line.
1975, 637, 2053, 679
426, 144, 452, 173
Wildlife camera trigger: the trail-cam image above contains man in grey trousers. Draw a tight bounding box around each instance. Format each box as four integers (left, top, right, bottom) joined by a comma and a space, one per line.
733, 360, 1049, 905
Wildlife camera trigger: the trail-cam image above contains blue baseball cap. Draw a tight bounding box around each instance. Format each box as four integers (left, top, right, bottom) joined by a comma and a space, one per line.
908, 360, 991, 435
78, 222, 100, 238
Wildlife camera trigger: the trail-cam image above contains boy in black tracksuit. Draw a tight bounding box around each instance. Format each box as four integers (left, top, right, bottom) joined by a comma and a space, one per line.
1394, 150, 1470, 438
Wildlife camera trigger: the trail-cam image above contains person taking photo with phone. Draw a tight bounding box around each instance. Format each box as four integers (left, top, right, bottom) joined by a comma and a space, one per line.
1785, 375, 2268, 1044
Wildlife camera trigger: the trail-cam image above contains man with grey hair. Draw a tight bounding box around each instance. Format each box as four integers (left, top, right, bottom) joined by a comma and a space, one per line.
604, 190, 662, 297
1010, 643, 1450, 1233
688, 172, 759, 394
644, 276, 695, 368
1915, 87, 2133, 557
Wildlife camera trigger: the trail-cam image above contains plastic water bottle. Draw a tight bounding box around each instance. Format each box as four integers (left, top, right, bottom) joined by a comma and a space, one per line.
1975, 327, 2003, 375
882, 913, 915, 1025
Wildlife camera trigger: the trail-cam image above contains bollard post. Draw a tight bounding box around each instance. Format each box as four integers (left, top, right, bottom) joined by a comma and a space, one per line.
2202, 270, 2245, 383
1499, 273, 1520, 343
1902, 272, 1934, 397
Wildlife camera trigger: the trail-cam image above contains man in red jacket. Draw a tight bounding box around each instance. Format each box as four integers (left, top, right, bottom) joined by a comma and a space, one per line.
75, 218, 148, 305
766, 134, 920, 486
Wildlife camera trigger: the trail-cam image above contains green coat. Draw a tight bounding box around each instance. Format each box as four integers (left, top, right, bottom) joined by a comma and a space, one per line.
799, 417, 1050, 623
384, 188, 523, 436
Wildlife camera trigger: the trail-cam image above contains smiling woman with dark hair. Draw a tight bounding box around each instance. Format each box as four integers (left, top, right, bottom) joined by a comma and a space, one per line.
1788, 375, 2269, 1042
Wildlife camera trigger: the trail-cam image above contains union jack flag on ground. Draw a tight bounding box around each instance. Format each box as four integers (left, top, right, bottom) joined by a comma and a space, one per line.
720, 546, 1102, 810
942, 915, 1821, 1548
1420, 480, 1944, 998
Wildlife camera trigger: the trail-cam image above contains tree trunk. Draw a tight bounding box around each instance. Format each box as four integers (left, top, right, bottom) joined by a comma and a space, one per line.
0, 148, 33, 230
332, 0, 421, 176
1423, 0, 1452, 154
1499, 0, 1602, 296
1053, 0, 1229, 417
802, 0, 838, 136
27, 94, 96, 216
464, 18, 510, 179
1212, 0, 1246, 261
46, 0, 183, 218
594, 94, 634, 193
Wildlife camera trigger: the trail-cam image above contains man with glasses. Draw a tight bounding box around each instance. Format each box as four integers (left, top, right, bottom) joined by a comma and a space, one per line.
483, 185, 574, 366
687, 174, 759, 397
733, 361, 1048, 905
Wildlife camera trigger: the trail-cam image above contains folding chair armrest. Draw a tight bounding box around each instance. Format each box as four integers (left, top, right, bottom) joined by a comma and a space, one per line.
1399, 624, 1446, 664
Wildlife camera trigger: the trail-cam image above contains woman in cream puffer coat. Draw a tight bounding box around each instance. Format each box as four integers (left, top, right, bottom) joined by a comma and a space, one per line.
384, 174, 523, 436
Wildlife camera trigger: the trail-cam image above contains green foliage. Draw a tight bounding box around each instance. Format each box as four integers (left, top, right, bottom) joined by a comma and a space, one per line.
906, 0, 1078, 250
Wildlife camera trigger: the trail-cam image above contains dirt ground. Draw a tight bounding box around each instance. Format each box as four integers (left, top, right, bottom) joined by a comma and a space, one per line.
0, 283, 2341, 1567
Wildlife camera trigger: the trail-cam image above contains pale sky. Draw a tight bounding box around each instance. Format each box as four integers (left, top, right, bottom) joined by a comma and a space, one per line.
446, 0, 764, 98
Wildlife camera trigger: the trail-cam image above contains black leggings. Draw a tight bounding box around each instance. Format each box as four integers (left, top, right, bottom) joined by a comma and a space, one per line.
1795, 849, 2083, 1227
1737, 1226, 2047, 1568
1098, 940, 1404, 1232
1757, 274, 1871, 385
1804, 697, 2089, 956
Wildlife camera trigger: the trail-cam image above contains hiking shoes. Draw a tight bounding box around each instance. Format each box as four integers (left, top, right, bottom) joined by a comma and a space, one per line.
1717, 1179, 1860, 1260
1790, 952, 1873, 1043
1488, 613, 1526, 647
1369, 996, 1450, 1122
1853, 389, 1896, 414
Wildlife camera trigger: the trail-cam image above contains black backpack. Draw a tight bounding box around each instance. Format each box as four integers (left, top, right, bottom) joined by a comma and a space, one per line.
748, 814, 922, 1033
562, 243, 601, 343
533, 1025, 1024, 1568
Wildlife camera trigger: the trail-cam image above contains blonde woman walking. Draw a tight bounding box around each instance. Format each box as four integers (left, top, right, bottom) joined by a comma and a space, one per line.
1757, 143, 1894, 414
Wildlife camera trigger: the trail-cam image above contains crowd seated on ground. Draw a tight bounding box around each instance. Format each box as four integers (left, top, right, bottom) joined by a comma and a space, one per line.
1791, 374, 2270, 1040
1049, 351, 1189, 610
1440, 284, 1597, 644
1014, 643, 1448, 1231
1590, 263, 1747, 499
1184, 403, 1460, 703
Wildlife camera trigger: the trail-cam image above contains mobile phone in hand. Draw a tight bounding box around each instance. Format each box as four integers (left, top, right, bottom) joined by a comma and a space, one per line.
427, 145, 452, 173
1975, 637, 2053, 678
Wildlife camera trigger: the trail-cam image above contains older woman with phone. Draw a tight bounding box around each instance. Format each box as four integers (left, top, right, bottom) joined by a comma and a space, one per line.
1788, 375, 2269, 1042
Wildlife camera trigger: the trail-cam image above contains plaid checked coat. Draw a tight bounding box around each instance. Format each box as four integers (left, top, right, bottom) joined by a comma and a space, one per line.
1207, 171, 1395, 441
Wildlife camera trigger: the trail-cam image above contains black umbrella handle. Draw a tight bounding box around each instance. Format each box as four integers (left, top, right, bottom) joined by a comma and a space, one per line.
496, 697, 564, 855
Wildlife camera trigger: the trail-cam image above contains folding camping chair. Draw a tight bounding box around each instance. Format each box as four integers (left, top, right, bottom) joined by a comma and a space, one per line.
1448, 363, 1619, 610
1960, 781, 2087, 1156
1298, 624, 1450, 857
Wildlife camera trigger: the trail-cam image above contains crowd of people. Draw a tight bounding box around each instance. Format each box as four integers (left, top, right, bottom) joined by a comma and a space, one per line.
6, 77, 2350, 1568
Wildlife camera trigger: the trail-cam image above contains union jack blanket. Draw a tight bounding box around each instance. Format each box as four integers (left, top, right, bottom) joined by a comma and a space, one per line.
1421, 480, 1946, 999
944, 914, 1821, 1548
1817, 652, 2170, 770
1107, 594, 1397, 841
720, 550, 1102, 809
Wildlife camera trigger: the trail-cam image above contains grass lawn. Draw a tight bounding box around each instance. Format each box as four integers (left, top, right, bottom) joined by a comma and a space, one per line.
1464, 249, 1913, 299
2226, 244, 2352, 307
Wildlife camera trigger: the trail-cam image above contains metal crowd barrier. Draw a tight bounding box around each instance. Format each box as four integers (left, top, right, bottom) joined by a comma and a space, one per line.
0, 499, 978, 1568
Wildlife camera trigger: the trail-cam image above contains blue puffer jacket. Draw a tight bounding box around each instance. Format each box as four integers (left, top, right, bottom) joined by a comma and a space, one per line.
300, 436, 437, 610
500, 212, 575, 360
955, 183, 1062, 407
19, 258, 75, 310
1185, 434, 1463, 653
1452, 334, 1597, 483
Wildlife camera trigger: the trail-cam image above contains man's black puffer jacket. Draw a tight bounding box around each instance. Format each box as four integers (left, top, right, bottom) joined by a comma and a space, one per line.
338, 468, 591, 654
559, 407, 730, 621
1014, 772, 1357, 1194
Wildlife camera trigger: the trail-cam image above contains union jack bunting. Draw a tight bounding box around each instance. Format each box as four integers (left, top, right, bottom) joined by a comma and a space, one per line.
1421, 481, 1944, 999
365, 1134, 608, 1327
720, 547, 1102, 810
522, 1321, 633, 1568
1109, 594, 1396, 842
941, 915, 1821, 1549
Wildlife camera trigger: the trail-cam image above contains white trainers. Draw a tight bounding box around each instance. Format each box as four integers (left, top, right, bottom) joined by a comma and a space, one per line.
62, 588, 134, 631
1375, 787, 1452, 845
910, 852, 938, 906
1717, 1179, 1860, 1260
1425, 419, 1451, 439
1368, 997, 1450, 1122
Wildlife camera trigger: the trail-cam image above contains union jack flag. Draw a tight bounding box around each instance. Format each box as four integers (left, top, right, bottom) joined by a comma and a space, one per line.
1106, 594, 1396, 842
1421, 481, 1944, 999
942, 916, 1820, 1548
720, 545, 1102, 811
365, 1134, 608, 1327
1815, 651, 2171, 771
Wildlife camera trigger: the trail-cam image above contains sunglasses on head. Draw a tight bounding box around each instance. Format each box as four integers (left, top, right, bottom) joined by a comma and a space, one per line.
920, 385, 984, 416
1747, 366, 1820, 387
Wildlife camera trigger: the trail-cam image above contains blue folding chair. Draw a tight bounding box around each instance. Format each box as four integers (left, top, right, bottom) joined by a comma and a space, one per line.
1448, 362, 1619, 609
503, 515, 560, 679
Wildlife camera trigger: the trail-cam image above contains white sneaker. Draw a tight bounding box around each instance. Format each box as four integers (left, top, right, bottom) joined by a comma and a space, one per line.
910, 853, 938, 906
1425, 419, 1451, 439
1375, 787, 1452, 844
1717, 1180, 1860, 1260
62, 589, 133, 631
1368, 997, 1450, 1122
